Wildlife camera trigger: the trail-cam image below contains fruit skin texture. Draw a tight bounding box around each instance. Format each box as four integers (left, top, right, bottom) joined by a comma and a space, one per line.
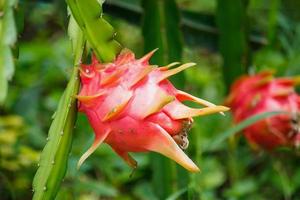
227, 72, 300, 150
77, 49, 229, 172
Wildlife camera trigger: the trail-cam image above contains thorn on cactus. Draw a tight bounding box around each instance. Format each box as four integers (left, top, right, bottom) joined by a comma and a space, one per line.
77, 49, 229, 172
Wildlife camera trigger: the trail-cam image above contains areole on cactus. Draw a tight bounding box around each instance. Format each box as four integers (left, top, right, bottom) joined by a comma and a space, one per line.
227, 71, 300, 150
76, 49, 229, 172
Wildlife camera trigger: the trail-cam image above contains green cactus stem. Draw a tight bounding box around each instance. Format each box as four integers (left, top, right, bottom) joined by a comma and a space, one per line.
32, 16, 84, 200
67, 0, 121, 62
0, 0, 18, 104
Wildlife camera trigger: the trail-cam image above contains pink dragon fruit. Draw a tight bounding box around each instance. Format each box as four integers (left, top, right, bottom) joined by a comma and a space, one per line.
76, 49, 229, 172
227, 72, 300, 150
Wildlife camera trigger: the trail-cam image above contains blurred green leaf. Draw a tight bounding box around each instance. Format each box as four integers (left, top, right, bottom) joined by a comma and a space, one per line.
74, 178, 118, 197
253, 49, 286, 74
266, 0, 280, 46
105, 0, 267, 49
142, 0, 182, 63
166, 187, 188, 200
216, 0, 250, 90
142, 0, 184, 198
207, 111, 287, 151
272, 159, 294, 199
133, 182, 158, 200
224, 178, 257, 199
199, 158, 225, 189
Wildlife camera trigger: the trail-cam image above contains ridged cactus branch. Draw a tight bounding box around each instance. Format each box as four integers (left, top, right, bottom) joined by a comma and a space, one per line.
32, 16, 84, 200
67, 0, 122, 62
0, 0, 18, 104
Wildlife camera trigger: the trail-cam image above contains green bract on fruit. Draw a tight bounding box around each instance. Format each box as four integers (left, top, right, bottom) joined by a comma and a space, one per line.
227, 72, 300, 150
77, 49, 229, 172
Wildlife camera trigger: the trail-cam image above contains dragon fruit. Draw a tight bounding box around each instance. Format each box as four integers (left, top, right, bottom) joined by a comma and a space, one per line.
227, 71, 300, 150
76, 49, 229, 172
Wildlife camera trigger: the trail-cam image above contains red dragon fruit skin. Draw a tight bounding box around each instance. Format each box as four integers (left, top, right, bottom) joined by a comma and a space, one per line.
227, 72, 300, 150
76, 49, 229, 172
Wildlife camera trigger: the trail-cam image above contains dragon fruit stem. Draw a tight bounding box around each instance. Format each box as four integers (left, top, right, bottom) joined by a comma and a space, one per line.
32, 14, 85, 200
67, 0, 121, 62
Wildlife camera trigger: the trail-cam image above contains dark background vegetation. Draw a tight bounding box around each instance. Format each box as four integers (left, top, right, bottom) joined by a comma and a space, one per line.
1, 0, 300, 199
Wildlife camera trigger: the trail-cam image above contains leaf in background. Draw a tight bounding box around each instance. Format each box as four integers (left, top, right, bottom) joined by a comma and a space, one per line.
207, 111, 287, 151
32, 15, 84, 200
0, 0, 18, 104
266, 0, 280, 47
104, 0, 267, 50
142, 0, 182, 63
166, 187, 188, 200
142, 0, 184, 88
216, 0, 250, 90
67, 0, 121, 62
73, 179, 118, 197
142, 0, 184, 198
133, 181, 158, 200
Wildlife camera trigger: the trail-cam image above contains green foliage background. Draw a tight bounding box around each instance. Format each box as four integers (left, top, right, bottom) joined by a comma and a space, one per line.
0, 0, 300, 199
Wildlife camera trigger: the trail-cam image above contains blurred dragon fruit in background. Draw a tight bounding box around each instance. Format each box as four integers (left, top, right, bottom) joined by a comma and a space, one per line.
227, 71, 300, 150
76, 49, 229, 172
